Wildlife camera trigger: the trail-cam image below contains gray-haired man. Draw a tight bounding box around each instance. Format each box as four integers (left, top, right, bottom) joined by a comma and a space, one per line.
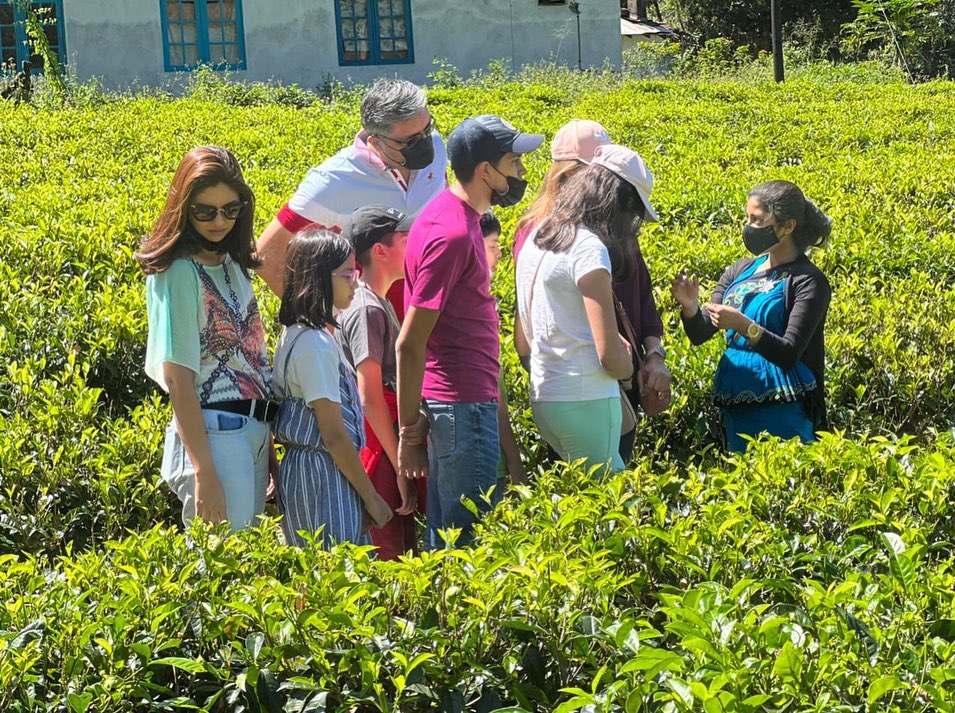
256, 78, 447, 297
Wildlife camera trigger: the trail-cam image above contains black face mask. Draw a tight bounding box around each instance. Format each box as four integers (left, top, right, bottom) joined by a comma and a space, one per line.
197, 236, 232, 254
487, 165, 528, 208
189, 224, 233, 254
397, 135, 435, 170
743, 223, 780, 256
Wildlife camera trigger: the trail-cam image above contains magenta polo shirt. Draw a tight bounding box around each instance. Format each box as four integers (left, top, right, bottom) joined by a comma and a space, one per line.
404, 189, 500, 403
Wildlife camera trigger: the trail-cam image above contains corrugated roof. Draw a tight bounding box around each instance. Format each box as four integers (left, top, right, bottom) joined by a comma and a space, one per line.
620, 17, 675, 37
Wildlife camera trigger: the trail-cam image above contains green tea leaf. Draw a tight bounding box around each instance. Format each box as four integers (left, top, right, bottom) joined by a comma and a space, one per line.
868, 674, 904, 703
149, 656, 209, 674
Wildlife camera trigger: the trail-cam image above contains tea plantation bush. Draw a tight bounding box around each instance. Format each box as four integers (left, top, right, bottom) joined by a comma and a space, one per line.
3, 68, 955, 709
4, 438, 955, 710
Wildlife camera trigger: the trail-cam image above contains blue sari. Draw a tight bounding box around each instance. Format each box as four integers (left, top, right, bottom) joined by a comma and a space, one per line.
712, 257, 817, 451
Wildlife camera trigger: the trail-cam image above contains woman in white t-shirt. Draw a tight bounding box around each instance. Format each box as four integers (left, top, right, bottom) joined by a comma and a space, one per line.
515, 145, 658, 472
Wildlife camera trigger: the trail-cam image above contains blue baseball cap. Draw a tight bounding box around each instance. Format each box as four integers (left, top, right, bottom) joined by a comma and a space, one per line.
447, 115, 545, 174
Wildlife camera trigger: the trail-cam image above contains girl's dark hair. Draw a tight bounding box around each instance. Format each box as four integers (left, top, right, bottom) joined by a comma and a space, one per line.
136, 146, 260, 276
534, 164, 644, 281
279, 228, 354, 329
479, 210, 502, 238
748, 180, 832, 252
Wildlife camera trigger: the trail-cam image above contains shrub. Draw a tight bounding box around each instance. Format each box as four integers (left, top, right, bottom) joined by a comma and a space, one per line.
3, 65, 955, 708
2, 437, 955, 709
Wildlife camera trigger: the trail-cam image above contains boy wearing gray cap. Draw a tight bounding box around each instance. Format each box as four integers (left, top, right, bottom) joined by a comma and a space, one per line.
337, 205, 423, 560
396, 115, 543, 549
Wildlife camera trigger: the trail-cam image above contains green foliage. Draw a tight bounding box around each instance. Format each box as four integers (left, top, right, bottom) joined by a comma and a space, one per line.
842, 0, 955, 78
3, 65, 955, 706
184, 65, 327, 109
622, 42, 684, 79
427, 57, 463, 89
658, 0, 857, 56
2, 437, 955, 709
19, 2, 65, 96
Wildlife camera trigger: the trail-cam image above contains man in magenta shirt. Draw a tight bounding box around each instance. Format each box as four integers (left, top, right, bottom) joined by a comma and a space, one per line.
396, 115, 543, 548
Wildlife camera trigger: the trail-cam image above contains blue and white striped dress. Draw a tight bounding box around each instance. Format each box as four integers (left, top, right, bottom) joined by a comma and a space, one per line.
273, 325, 369, 548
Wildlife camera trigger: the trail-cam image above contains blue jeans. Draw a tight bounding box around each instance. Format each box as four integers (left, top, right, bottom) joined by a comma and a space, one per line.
425, 400, 500, 549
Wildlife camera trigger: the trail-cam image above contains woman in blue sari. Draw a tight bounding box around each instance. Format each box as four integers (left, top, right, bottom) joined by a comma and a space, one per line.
672, 181, 832, 452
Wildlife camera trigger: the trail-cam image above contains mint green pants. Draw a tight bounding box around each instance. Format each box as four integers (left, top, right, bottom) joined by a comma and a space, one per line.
532, 397, 625, 473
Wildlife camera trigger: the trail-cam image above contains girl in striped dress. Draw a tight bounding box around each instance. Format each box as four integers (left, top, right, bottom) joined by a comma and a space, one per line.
272, 228, 393, 548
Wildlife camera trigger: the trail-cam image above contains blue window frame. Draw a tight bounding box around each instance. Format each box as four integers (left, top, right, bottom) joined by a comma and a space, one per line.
335, 0, 414, 66
160, 0, 246, 71
0, 1, 66, 72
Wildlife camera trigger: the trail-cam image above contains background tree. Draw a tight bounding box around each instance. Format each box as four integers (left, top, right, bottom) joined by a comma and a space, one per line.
841, 0, 955, 78
654, 0, 857, 56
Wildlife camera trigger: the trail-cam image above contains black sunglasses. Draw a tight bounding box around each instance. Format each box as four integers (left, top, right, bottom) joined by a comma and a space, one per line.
190, 201, 247, 222
377, 117, 437, 150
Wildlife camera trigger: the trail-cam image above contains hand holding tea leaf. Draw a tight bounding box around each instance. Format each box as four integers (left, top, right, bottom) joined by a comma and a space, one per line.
703, 302, 748, 332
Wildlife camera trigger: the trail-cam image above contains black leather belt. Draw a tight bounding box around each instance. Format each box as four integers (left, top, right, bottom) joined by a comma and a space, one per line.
202, 399, 280, 423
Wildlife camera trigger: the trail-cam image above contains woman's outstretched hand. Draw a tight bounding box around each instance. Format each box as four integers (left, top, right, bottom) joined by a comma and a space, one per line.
670, 273, 700, 316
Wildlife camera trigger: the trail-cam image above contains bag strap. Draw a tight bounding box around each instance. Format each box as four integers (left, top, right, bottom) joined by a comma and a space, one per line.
613, 295, 645, 371
522, 249, 548, 344
279, 326, 311, 397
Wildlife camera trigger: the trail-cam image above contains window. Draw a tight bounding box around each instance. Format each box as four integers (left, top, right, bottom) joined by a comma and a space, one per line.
1, 1, 66, 72
160, 0, 246, 71
335, 0, 414, 66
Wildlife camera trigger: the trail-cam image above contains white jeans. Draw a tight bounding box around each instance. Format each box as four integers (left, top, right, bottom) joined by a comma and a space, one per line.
161, 409, 270, 532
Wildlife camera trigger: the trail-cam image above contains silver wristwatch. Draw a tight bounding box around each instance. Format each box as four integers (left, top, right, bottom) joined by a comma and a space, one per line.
645, 344, 666, 361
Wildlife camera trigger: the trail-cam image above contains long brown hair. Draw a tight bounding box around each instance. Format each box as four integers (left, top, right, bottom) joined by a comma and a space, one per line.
136, 146, 260, 276
515, 160, 584, 239
534, 164, 645, 281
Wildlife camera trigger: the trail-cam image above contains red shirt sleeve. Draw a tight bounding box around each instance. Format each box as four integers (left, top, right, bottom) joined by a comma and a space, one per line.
513, 223, 531, 262
276, 204, 331, 234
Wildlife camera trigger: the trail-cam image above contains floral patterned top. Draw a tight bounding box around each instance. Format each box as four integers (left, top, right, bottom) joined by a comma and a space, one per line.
145, 256, 270, 403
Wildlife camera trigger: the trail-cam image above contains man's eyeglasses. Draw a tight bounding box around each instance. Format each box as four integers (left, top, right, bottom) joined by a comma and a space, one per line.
376, 117, 437, 150
190, 201, 247, 222
332, 269, 360, 285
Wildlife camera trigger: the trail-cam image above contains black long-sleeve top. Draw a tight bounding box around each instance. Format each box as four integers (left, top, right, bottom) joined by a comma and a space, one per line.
614, 241, 665, 346
681, 254, 831, 428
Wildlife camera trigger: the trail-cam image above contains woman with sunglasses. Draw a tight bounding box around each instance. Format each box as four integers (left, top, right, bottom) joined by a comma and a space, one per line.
271, 228, 392, 548
138, 146, 275, 532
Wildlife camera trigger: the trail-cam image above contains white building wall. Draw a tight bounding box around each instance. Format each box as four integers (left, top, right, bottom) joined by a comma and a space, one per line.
62, 0, 621, 89
62, 0, 165, 88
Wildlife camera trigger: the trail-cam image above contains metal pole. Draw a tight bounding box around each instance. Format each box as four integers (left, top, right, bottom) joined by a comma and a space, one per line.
576, 11, 582, 71
771, 0, 784, 82
569, 1, 582, 71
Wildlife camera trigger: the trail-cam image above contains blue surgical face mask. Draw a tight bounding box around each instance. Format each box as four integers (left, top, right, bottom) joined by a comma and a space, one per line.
742, 223, 780, 255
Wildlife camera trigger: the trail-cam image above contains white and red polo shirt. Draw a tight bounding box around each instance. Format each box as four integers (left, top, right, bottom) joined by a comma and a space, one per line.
276, 130, 448, 236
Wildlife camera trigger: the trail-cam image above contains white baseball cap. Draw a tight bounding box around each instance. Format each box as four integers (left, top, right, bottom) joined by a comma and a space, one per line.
587, 144, 659, 222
